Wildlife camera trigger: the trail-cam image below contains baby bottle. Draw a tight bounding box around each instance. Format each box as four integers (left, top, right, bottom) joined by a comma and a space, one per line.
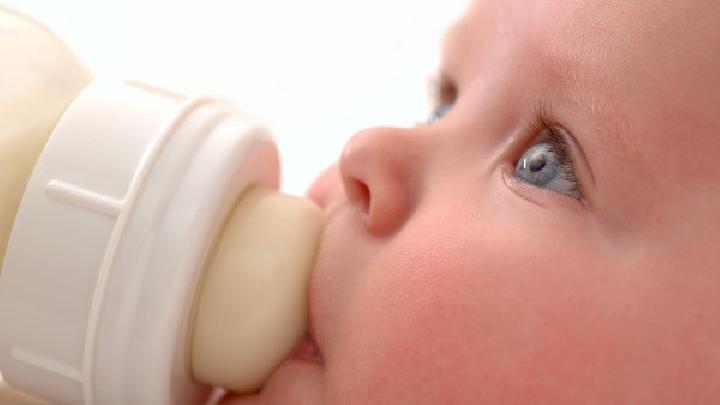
0, 5, 323, 404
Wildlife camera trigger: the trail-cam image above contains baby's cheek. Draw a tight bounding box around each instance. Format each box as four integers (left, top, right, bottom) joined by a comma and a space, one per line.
320, 185, 720, 403
327, 212, 624, 403
329, 219, 543, 402
329, 237, 486, 402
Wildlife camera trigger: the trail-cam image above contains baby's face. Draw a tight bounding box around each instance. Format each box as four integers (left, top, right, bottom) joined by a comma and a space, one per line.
230, 0, 720, 403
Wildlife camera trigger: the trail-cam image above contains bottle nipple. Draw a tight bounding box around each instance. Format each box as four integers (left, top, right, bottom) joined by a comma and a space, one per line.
189, 186, 323, 392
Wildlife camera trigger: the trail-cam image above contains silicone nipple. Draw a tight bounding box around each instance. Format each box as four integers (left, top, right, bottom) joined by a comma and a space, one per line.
190, 186, 323, 392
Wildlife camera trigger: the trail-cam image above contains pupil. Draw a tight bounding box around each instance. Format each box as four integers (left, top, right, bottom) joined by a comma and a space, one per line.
528, 156, 546, 172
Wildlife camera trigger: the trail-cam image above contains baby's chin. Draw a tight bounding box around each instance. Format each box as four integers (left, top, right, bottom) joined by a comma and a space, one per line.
221, 359, 325, 404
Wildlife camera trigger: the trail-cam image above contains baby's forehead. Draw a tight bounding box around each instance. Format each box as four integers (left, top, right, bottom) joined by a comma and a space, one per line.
448, 0, 720, 93
448, 1, 720, 153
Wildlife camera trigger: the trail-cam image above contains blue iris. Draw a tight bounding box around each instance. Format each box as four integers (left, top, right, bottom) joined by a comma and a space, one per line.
515, 141, 579, 198
427, 101, 453, 124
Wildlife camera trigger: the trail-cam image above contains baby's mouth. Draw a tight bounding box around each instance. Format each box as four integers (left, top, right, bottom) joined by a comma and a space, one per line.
290, 333, 323, 364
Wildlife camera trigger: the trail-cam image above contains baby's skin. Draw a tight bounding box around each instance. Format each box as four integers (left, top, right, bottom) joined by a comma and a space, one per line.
226, 0, 720, 403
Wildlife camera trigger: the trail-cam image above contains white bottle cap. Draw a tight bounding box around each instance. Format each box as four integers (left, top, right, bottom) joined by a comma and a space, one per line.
0, 78, 279, 404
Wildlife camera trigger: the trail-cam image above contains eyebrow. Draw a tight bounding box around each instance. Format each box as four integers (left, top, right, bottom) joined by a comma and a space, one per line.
543, 46, 632, 165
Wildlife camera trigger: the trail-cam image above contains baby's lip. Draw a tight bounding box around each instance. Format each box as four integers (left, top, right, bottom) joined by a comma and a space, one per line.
290, 334, 323, 364
294, 219, 322, 365
290, 303, 323, 364
304, 165, 341, 367
306, 164, 338, 205
303, 279, 324, 364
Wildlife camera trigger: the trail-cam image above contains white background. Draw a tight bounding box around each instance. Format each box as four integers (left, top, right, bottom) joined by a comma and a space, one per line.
4, 0, 467, 194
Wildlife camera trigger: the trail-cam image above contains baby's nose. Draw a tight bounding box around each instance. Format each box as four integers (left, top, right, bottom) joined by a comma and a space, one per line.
339, 126, 425, 235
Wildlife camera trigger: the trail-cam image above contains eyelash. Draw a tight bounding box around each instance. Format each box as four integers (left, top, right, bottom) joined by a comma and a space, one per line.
426, 74, 457, 123
426, 75, 584, 200
522, 110, 582, 198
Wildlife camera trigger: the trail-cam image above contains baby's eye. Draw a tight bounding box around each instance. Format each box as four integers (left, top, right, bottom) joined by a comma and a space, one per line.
515, 135, 580, 199
426, 73, 457, 125
426, 100, 454, 124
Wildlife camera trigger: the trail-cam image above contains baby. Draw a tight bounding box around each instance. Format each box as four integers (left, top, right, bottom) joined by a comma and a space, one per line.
226, 0, 720, 403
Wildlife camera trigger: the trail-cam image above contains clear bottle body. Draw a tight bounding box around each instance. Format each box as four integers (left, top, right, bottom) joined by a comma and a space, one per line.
0, 5, 92, 266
